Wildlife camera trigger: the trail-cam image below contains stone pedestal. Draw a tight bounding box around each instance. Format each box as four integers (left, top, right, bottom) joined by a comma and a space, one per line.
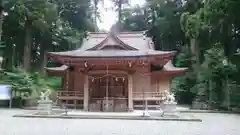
102, 99, 114, 112
149, 108, 164, 117
37, 100, 53, 115
141, 110, 151, 117
162, 101, 179, 117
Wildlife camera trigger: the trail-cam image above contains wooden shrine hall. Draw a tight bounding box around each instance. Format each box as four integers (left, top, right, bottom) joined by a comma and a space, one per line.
45, 31, 187, 112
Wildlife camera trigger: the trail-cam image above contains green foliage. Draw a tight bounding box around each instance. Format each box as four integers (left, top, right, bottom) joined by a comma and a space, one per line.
194, 44, 237, 107
45, 77, 62, 90
121, 6, 148, 31
0, 0, 97, 71
180, 9, 209, 39
229, 81, 240, 108
121, 0, 187, 50
173, 46, 196, 104
0, 68, 48, 97
202, 44, 237, 78
175, 0, 240, 110
0, 67, 62, 98
121, 0, 240, 110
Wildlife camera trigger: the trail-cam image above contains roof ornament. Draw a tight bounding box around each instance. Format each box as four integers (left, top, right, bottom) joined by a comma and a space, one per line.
143, 35, 146, 40
84, 61, 88, 68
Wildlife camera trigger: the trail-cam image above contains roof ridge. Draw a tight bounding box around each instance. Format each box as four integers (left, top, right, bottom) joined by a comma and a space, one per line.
86, 31, 147, 35
119, 31, 147, 34
86, 33, 138, 51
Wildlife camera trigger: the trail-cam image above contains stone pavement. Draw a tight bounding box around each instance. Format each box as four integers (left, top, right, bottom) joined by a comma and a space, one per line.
13, 110, 201, 122
0, 109, 240, 135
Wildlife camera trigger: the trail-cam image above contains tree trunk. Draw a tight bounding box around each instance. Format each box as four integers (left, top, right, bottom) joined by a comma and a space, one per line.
23, 20, 32, 72
118, 0, 122, 22
2, 45, 13, 70
94, 0, 98, 26
39, 47, 47, 73
223, 76, 230, 109
190, 38, 202, 104
0, 5, 4, 69
208, 79, 213, 108
0, 9, 3, 44
190, 38, 200, 72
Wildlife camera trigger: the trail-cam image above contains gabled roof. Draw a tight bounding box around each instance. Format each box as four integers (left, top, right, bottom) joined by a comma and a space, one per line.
87, 32, 138, 50
78, 31, 153, 51
45, 30, 187, 76
47, 31, 176, 58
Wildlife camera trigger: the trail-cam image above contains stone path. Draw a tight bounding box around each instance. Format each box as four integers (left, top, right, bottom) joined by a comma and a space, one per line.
0, 109, 240, 135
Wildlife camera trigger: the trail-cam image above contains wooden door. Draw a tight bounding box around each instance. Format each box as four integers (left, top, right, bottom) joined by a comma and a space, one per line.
99, 76, 110, 98
111, 78, 126, 97
97, 76, 126, 98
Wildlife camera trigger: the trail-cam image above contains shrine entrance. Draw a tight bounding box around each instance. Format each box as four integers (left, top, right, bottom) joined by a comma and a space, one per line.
89, 74, 128, 112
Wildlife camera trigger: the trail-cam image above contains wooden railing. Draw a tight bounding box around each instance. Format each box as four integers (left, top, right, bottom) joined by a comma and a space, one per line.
57, 91, 84, 99
132, 92, 166, 100
57, 91, 167, 101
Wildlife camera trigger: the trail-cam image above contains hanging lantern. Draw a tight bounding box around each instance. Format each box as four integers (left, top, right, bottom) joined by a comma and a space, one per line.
128, 61, 132, 68
115, 77, 118, 81
92, 78, 94, 82
123, 77, 125, 81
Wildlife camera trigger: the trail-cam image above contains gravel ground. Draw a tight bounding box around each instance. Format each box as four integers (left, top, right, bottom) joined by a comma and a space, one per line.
0, 109, 240, 135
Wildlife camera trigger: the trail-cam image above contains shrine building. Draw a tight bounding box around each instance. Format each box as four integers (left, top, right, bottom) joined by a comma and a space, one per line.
45, 31, 187, 112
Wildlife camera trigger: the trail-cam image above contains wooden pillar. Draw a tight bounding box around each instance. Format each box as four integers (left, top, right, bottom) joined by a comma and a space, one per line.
61, 75, 65, 90
83, 74, 89, 111
158, 78, 161, 93
42, 53, 47, 74
128, 74, 133, 111
169, 77, 172, 92
66, 70, 69, 91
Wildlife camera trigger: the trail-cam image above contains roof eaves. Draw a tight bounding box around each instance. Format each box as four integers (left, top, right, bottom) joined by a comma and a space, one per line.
44, 65, 69, 71
163, 60, 188, 72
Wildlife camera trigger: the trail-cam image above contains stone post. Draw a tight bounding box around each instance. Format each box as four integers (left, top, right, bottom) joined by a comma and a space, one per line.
83, 74, 89, 111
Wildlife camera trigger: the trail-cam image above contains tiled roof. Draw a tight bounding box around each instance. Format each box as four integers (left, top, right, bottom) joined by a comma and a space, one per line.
79, 31, 151, 51
45, 32, 187, 75
48, 31, 175, 58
